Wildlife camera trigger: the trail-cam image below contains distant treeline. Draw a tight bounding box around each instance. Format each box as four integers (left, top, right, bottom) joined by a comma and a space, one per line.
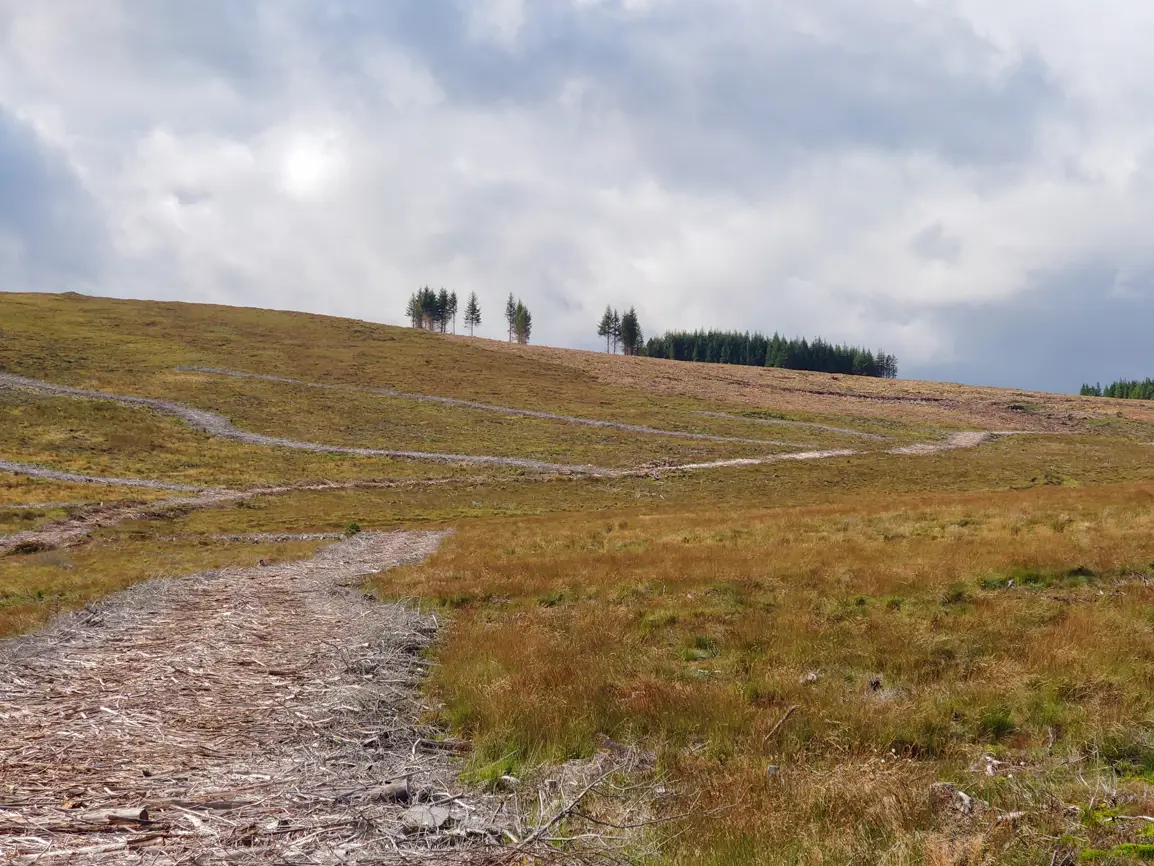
1080, 379, 1154, 400
644, 330, 898, 378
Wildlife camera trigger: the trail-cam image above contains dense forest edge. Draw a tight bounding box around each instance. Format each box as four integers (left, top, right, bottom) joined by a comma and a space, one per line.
645, 330, 899, 378
1081, 379, 1154, 399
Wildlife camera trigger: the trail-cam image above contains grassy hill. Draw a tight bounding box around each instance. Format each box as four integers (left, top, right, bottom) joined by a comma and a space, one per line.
5, 291, 1154, 863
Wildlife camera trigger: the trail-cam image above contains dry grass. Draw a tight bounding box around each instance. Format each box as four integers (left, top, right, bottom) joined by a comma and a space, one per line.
371, 484, 1154, 862
482, 339, 1154, 431
7, 292, 1154, 862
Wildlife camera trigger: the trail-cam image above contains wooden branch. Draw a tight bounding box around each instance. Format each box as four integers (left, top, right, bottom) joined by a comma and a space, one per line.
522, 767, 618, 846
763, 705, 799, 745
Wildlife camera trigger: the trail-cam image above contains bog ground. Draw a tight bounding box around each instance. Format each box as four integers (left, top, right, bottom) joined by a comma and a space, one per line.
3, 292, 1154, 864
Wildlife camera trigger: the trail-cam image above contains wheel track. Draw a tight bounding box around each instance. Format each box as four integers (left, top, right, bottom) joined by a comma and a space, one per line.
0, 372, 607, 475
182, 366, 811, 448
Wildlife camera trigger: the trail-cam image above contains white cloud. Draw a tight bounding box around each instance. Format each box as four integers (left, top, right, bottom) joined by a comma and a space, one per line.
2, 0, 1154, 388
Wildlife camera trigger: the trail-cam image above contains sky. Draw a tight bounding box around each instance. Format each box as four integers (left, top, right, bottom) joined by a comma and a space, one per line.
1, 0, 1153, 392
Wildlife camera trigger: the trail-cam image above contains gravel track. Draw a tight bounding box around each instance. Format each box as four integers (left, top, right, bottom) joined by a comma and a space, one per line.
695, 410, 887, 441
884, 431, 1038, 455
651, 448, 859, 472
0, 477, 463, 555
0, 531, 520, 863
0, 458, 203, 491
183, 366, 810, 448
0, 373, 606, 475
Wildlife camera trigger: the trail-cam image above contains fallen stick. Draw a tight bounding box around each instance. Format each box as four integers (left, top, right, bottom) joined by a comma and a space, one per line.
79, 808, 151, 825
521, 766, 618, 847
763, 705, 799, 745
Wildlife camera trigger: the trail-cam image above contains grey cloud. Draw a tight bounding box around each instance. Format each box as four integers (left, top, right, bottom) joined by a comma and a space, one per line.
909, 265, 1154, 392
910, 223, 961, 264
0, 111, 107, 288
335, 1, 1059, 177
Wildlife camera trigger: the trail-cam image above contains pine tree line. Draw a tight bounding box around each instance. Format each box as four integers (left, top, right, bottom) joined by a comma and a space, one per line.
405, 287, 459, 333
404, 289, 491, 339
645, 330, 898, 378
596, 306, 644, 355
1080, 379, 1154, 399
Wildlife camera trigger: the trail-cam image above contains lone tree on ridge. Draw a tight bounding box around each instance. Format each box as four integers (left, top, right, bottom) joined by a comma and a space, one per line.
513, 299, 532, 344
464, 292, 482, 336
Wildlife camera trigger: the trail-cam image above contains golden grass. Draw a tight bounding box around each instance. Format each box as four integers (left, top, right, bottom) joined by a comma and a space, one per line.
482, 338, 1154, 431
7, 292, 1154, 862
371, 483, 1154, 862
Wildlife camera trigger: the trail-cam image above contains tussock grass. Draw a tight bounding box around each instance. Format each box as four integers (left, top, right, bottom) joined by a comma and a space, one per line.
371, 484, 1154, 861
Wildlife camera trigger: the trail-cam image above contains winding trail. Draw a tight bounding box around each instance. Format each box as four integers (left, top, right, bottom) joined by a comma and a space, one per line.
695, 410, 887, 441
0, 372, 606, 475
0, 531, 515, 864
0, 459, 202, 492
0, 372, 1042, 553
0, 477, 464, 555
182, 366, 810, 448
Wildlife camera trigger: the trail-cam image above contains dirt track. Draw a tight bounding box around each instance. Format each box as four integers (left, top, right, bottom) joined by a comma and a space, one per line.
0, 531, 515, 864
0, 477, 467, 555
0, 373, 605, 475
183, 366, 808, 448
0, 459, 202, 492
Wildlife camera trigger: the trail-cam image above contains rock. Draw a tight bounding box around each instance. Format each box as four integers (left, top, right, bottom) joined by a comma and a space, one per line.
929, 782, 976, 815
401, 805, 451, 833
766, 764, 780, 776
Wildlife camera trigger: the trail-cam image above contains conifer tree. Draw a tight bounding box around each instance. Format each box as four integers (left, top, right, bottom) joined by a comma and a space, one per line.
505, 293, 517, 342
514, 300, 532, 344
405, 292, 422, 328
610, 309, 621, 354
464, 292, 482, 336
447, 291, 459, 333
415, 286, 440, 330
436, 288, 450, 333
597, 306, 615, 352
642, 328, 897, 377
619, 307, 643, 356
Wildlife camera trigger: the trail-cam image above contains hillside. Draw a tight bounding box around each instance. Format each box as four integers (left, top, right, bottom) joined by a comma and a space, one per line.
4, 291, 1154, 863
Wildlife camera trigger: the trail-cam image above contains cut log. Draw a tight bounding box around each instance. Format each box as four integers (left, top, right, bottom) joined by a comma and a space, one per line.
79, 807, 150, 825
369, 780, 411, 803
416, 737, 473, 754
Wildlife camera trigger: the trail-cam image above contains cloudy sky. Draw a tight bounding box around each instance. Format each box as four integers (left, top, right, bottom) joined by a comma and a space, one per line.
2, 1, 1153, 391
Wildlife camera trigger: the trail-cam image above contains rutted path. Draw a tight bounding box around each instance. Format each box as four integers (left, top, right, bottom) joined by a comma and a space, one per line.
886, 431, 1034, 455
0, 459, 202, 492
0, 476, 463, 555
0, 531, 515, 864
0, 373, 606, 475
695, 410, 887, 441
183, 366, 810, 448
